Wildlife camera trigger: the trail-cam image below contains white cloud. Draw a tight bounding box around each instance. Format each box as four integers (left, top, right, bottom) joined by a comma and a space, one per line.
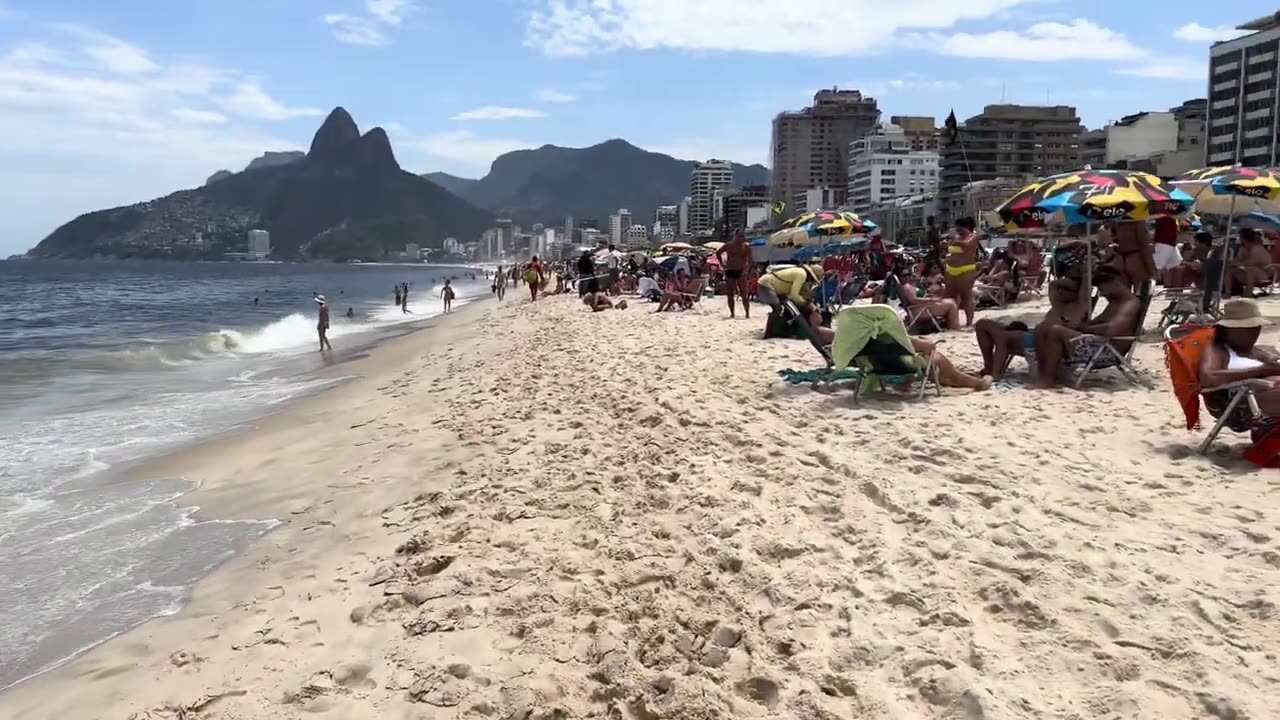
844, 74, 961, 97
398, 130, 532, 169
170, 107, 228, 124
535, 89, 577, 103
913, 19, 1146, 61
365, 0, 418, 26
323, 13, 390, 47
1172, 22, 1248, 44
0, 25, 308, 253
451, 105, 548, 121
1114, 57, 1205, 81
525, 0, 1039, 57
226, 80, 324, 120
648, 140, 765, 165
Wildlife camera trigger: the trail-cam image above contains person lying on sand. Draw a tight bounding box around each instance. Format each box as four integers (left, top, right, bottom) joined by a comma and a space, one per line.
584, 292, 627, 312
1032, 268, 1140, 388
909, 337, 993, 392
975, 274, 1089, 380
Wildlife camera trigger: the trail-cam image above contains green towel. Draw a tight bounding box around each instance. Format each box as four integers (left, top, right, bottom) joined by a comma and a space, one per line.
831, 304, 918, 394
778, 367, 862, 385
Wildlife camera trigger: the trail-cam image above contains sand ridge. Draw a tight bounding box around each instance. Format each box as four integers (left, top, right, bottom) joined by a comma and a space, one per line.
4, 293, 1279, 719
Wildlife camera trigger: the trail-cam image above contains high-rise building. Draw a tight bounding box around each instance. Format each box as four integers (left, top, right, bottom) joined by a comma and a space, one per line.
495, 218, 514, 258
791, 186, 847, 215
677, 197, 690, 236
937, 104, 1083, 223
846, 123, 940, 213
624, 224, 649, 250
564, 216, 574, 244
1207, 12, 1280, 166
890, 115, 941, 152
404, 243, 421, 261
655, 204, 679, 227
713, 185, 771, 235
443, 237, 460, 254
689, 160, 733, 234
770, 88, 881, 216
247, 229, 270, 260
607, 208, 631, 246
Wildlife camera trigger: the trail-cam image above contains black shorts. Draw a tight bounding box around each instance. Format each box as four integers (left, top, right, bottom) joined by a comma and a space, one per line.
725, 269, 744, 280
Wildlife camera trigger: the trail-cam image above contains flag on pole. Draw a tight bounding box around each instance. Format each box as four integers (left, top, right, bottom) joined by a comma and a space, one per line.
771, 201, 786, 215
944, 109, 959, 146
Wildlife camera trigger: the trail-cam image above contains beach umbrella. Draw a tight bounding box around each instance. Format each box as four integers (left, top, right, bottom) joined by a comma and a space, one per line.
994, 168, 1194, 229
702, 241, 725, 252
660, 241, 694, 252
1238, 210, 1280, 235
1172, 166, 1280, 216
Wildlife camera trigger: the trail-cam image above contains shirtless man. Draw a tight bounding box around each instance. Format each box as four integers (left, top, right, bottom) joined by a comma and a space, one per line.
1231, 228, 1272, 297
1031, 268, 1141, 388
716, 230, 753, 319
975, 274, 1088, 380
943, 217, 981, 326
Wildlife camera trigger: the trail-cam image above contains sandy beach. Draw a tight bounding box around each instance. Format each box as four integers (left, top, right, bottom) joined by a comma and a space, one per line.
4, 290, 1279, 720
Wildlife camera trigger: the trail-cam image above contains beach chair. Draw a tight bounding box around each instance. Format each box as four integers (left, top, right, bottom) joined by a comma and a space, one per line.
832, 304, 940, 401
1020, 254, 1045, 298
880, 274, 944, 334
1063, 282, 1154, 389
1164, 324, 1276, 455
1157, 257, 1222, 330
679, 278, 708, 309
976, 259, 1019, 309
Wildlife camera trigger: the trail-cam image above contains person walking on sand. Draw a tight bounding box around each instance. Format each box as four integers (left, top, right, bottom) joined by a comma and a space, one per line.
441, 279, 456, 313
315, 295, 332, 351
524, 256, 545, 301
716, 230, 753, 319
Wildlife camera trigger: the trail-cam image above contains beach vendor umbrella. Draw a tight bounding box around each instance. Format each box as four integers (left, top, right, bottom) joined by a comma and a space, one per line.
767, 226, 821, 249
660, 241, 694, 252
1172, 166, 1280, 216
702, 241, 725, 252
994, 168, 1194, 229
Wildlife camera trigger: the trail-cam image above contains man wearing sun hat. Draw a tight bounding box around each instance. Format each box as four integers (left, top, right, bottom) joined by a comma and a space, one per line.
315, 294, 332, 352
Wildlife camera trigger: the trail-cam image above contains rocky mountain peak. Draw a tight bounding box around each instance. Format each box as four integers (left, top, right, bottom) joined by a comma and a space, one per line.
356, 127, 399, 173
307, 107, 361, 162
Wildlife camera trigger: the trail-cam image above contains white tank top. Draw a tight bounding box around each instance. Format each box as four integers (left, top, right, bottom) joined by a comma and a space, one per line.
1227, 348, 1264, 371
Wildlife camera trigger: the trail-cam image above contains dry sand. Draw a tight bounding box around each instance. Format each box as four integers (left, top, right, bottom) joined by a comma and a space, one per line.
3, 290, 1280, 720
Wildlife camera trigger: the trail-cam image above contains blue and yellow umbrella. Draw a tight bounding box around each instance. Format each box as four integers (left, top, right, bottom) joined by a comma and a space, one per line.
1172, 166, 1280, 215
994, 168, 1193, 229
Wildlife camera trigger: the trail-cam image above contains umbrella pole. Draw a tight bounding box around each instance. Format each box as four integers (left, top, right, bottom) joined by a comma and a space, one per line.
1085, 223, 1094, 322
1216, 196, 1238, 315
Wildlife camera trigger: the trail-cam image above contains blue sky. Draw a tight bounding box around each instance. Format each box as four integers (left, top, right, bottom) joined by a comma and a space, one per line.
0, 0, 1263, 254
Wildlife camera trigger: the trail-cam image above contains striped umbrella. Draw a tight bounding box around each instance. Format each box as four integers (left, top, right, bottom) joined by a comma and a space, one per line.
1172, 166, 1280, 216
995, 168, 1193, 229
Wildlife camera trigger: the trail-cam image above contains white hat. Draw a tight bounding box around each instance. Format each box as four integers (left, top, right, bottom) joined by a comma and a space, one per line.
315, 295, 326, 304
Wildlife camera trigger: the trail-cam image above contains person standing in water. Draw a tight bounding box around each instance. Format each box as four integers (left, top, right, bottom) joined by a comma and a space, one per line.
401, 285, 413, 314
394, 285, 402, 307
315, 295, 332, 351
441, 279, 456, 313
716, 230, 753, 319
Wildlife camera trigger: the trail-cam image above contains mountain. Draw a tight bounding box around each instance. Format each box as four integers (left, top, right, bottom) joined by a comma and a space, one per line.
205, 169, 234, 186
424, 139, 769, 226
421, 172, 480, 198
31, 108, 493, 261
245, 150, 304, 172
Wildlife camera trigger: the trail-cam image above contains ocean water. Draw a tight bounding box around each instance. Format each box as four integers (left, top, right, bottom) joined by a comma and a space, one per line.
0, 259, 485, 691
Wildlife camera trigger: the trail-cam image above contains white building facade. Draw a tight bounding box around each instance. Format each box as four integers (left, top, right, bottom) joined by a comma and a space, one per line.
846, 123, 939, 214
688, 161, 733, 235
1207, 12, 1280, 166
247, 229, 271, 260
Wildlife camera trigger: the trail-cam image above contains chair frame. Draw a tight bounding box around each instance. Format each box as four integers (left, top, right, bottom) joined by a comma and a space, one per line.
1065, 281, 1155, 389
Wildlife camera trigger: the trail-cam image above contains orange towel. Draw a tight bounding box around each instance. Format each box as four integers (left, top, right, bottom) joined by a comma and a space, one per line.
1163, 326, 1214, 430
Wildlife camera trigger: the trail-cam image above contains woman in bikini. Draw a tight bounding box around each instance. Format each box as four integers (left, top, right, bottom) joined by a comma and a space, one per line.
943, 216, 981, 326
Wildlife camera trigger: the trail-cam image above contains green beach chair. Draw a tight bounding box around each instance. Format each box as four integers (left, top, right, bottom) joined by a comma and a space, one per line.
832, 304, 940, 401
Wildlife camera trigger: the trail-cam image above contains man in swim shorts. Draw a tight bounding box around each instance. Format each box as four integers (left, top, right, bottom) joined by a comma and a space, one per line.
716, 230, 753, 319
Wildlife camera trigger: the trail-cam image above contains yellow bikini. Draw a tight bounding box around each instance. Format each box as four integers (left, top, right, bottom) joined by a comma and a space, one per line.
945, 244, 976, 277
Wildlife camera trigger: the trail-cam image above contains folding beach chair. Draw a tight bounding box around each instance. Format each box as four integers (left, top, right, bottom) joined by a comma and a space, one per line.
880, 274, 944, 334
1063, 282, 1154, 389
1164, 324, 1277, 456
679, 277, 708, 310
1157, 257, 1222, 330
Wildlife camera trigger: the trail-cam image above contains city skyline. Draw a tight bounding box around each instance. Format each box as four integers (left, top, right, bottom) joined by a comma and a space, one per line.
0, 0, 1246, 254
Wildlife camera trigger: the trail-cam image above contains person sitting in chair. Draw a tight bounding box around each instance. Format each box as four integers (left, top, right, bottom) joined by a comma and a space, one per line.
1032, 268, 1141, 389
1200, 299, 1280, 418
1231, 228, 1273, 298
975, 274, 1089, 380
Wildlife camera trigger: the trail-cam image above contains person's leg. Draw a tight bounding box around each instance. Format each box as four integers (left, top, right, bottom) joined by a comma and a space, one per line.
958, 274, 977, 326
318, 328, 324, 352
927, 299, 960, 329
911, 340, 990, 391
725, 275, 737, 317
1256, 386, 1280, 416
1032, 324, 1077, 388
975, 319, 999, 374
737, 278, 751, 318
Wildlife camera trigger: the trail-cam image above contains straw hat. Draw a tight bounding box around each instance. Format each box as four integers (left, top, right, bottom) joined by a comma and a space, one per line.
1218, 299, 1266, 328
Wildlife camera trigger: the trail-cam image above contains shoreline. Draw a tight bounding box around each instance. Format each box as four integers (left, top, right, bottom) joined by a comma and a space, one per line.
3, 292, 1277, 719
0, 297, 492, 706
